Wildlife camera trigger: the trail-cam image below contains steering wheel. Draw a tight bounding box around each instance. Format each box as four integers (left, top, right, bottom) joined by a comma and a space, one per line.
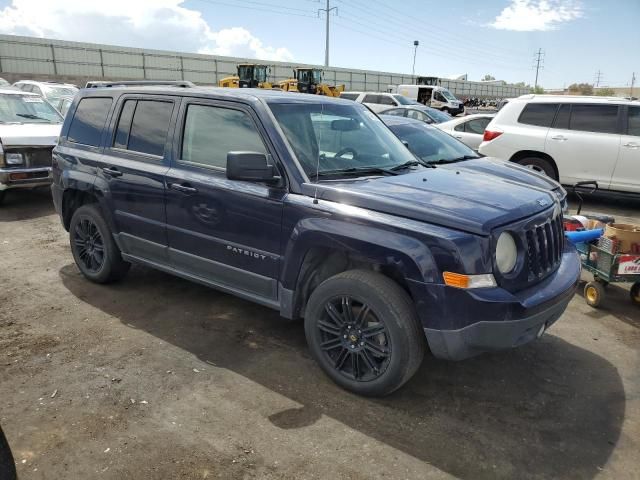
334, 147, 358, 159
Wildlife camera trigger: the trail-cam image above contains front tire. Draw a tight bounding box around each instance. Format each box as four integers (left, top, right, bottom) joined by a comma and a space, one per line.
69, 204, 130, 283
516, 156, 557, 180
304, 270, 425, 396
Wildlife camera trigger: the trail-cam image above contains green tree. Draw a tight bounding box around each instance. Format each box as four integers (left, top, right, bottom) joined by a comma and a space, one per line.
530, 85, 545, 94
595, 87, 616, 96
567, 83, 594, 95
482, 74, 496, 81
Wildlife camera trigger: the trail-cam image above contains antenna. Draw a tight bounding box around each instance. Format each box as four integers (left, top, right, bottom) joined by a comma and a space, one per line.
313, 103, 324, 204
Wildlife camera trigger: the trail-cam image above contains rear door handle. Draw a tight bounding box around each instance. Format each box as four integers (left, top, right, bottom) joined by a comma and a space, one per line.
622, 142, 639, 149
454, 135, 463, 139
551, 135, 568, 141
169, 183, 198, 194
101, 167, 123, 177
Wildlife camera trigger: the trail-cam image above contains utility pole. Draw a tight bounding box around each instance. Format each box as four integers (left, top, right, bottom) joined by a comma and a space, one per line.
533, 48, 544, 89
412, 40, 419, 80
594, 70, 603, 87
319, 0, 337, 67
631, 72, 636, 98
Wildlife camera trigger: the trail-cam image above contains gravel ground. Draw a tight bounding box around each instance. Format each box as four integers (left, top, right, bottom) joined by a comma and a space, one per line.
0, 188, 639, 480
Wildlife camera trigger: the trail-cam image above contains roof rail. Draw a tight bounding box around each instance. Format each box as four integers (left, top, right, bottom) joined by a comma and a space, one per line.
85, 80, 195, 89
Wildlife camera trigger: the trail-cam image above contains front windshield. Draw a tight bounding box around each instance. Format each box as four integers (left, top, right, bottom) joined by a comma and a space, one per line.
0, 94, 63, 124
269, 102, 417, 178
424, 108, 452, 123
48, 86, 77, 97
312, 70, 322, 84
393, 95, 414, 105
389, 123, 478, 163
441, 89, 458, 102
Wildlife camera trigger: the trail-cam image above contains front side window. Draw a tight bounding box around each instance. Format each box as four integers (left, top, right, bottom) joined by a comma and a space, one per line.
268, 101, 417, 177
339, 93, 359, 101
383, 108, 405, 117
628, 106, 640, 136
67, 97, 112, 146
518, 103, 559, 127
434, 92, 446, 102
363, 94, 380, 104
181, 104, 266, 169
407, 110, 429, 122
378, 95, 396, 106
569, 104, 618, 134
441, 90, 458, 102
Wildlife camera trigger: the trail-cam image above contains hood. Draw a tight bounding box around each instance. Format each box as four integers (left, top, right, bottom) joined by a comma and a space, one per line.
442, 157, 561, 192
0, 123, 62, 147
304, 165, 558, 235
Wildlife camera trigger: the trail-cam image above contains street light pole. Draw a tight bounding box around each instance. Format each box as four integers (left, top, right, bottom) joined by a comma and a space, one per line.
412, 40, 419, 82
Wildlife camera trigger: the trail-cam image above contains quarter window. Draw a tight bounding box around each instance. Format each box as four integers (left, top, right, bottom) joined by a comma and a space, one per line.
628, 106, 640, 136
68, 97, 113, 146
569, 104, 618, 134
518, 103, 559, 127
181, 104, 266, 170
465, 117, 490, 134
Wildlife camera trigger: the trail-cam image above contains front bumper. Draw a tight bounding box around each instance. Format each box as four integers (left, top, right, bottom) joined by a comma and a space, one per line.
409, 243, 581, 361
0, 166, 52, 190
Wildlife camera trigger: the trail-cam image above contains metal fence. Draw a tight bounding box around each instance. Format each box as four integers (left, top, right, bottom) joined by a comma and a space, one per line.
0, 34, 530, 98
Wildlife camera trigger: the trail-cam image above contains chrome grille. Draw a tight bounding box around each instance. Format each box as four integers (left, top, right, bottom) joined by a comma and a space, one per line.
525, 213, 564, 281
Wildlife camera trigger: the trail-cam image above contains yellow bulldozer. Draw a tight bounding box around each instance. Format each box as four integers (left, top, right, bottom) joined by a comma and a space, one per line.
218, 64, 275, 89
278, 68, 344, 97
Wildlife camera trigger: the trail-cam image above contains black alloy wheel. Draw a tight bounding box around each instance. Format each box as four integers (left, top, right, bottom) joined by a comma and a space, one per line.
318, 296, 391, 382
73, 217, 105, 273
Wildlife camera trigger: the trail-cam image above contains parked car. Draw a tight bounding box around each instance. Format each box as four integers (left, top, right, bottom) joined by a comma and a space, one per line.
380, 104, 452, 125
380, 114, 564, 195
497, 98, 513, 111
12, 80, 78, 102
0, 78, 10, 87
0, 87, 63, 204
339, 91, 417, 113
479, 95, 640, 194
52, 82, 580, 396
435, 113, 495, 149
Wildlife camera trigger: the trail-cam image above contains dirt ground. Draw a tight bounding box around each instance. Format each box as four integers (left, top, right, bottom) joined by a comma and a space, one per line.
0, 189, 639, 480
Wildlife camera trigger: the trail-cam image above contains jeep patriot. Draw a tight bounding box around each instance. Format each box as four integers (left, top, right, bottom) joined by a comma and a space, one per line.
52, 82, 580, 396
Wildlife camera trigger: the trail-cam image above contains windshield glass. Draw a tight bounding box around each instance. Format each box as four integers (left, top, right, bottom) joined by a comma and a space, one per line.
48, 86, 77, 97
0, 94, 63, 124
441, 89, 458, 102
389, 123, 478, 163
424, 107, 452, 123
269, 102, 417, 178
254, 66, 267, 82
312, 70, 322, 84
393, 95, 414, 105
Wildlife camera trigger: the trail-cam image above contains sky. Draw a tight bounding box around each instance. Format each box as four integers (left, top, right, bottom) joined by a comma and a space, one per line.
0, 0, 638, 89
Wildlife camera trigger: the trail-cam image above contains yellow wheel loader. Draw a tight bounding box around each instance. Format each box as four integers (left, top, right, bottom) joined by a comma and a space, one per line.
218, 64, 275, 89
278, 68, 344, 97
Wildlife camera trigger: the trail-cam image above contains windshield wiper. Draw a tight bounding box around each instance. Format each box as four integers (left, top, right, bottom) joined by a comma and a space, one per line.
390, 160, 421, 171
429, 155, 480, 165
15, 113, 50, 121
313, 166, 399, 179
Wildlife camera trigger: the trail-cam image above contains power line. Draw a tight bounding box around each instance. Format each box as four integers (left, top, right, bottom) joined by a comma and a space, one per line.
191, 0, 317, 18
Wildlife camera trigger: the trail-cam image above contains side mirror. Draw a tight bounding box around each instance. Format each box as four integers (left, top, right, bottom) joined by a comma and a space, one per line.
226, 152, 279, 182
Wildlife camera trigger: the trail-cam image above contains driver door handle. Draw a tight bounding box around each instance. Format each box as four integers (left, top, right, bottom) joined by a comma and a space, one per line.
169, 183, 198, 194
102, 167, 123, 177
551, 135, 568, 141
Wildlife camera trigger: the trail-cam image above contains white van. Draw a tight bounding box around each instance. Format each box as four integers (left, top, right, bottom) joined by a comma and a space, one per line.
339, 91, 417, 113
393, 85, 464, 116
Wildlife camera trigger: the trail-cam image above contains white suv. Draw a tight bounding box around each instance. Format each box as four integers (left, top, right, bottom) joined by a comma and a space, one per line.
479, 95, 640, 194
12, 80, 78, 102
339, 91, 416, 113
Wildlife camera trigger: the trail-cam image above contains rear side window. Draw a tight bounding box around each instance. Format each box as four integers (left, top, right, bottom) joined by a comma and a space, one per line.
68, 97, 113, 146
362, 94, 379, 104
518, 103, 558, 127
383, 109, 405, 117
569, 104, 618, 134
340, 93, 358, 101
628, 106, 640, 136
554, 104, 571, 129
181, 104, 266, 170
113, 99, 173, 157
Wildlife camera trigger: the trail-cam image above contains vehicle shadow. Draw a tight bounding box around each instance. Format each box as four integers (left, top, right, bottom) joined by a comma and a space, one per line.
59, 264, 625, 480
0, 188, 55, 222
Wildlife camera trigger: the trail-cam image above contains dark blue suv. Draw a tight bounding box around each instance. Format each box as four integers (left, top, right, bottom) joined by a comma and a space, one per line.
51, 82, 580, 396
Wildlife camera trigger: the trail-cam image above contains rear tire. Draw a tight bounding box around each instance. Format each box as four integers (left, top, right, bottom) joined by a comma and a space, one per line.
516, 156, 557, 180
69, 204, 130, 284
304, 269, 425, 396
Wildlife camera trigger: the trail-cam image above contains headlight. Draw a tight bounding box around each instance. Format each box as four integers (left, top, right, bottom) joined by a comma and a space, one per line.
496, 232, 517, 274
5, 153, 23, 165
